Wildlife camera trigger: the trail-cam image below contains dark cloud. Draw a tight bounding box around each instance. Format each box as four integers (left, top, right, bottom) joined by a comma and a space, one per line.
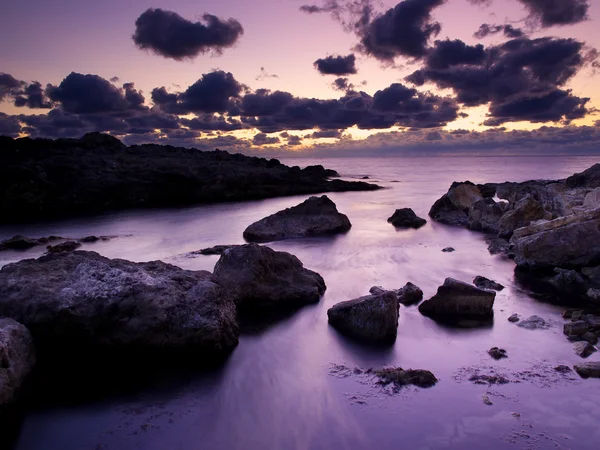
237, 89, 294, 116
474, 24, 525, 39
356, 0, 447, 61
519, 0, 589, 27
0, 113, 21, 138
0, 73, 24, 101
332, 77, 354, 91
425, 40, 486, 70
132, 8, 243, 60
180, 115, 243, 132
314, 54, 358, 75
153, 71, 243, 114
286, 135, 303, 146
13, 82, 53, 109
406, 37, 594, 125
310, 130, 343, 138
252, 133, 280, 145
300, 2, 340, 14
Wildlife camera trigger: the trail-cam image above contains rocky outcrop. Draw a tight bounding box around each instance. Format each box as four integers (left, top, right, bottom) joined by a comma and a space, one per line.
46, 241, 82, 253
574, 361, 600, 378
509, 208, 600, 269
213, 244, 326, 315
243, 196, 351, 243
468, 198, 505, 233
192, 245, 239, 256
566, 163, 600, 189
327, 291, 399, 343
0, 319, 35, 406
0, 134, 379, 223
0, 251, 239, 355
418, 278, 495, 319
369, 282, 423, 306
473, 276, 504, 291
498, 194, 546, 238
429, 182, 482, 226
387, 209, 427, 229
0, 235, 64, 251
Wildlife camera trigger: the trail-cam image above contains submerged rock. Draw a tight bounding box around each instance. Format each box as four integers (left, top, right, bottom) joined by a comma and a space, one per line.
516, 315, 549, 330
194, 245, 239, 256
213, 244, 325, 315
0, 235, 64, 251
488, 347, 508, 360
469, 374, 510, 385
554, 365, 572, 374
387, 208, 427, 229
374, 368, 438, 388
573, 341, 596, 358
0, 318, 35, 406
243, 195, 351, 243
508, 313, 520, 323
368, 282, 423, 306
574, 361, 600, 378
46, 241, 82, 253
473, 276, 505, 291
442, 247, 456, 253
327, 291, 399, 344
0, 251, 239, 355
418, 278, 495, 319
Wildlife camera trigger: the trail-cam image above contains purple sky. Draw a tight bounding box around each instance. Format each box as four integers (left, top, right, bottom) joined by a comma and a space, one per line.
1, 0, 600, 154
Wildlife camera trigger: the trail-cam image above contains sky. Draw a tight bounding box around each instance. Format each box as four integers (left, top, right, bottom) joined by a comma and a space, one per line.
1, 0, 600, 155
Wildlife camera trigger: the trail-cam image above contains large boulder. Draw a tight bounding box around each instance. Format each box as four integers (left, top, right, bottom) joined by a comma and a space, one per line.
468, 198, 505, 233
429, 182, 482, 226
0, 251, 239, 355
213, 244, 326, 315
498, 194, 546, 238
418, 278, 495, 319
0, 319, 35, 406
243, 195, 351, 242
327, 291, 399, 343
387, 208, 427, 228
509, 207, 600, 269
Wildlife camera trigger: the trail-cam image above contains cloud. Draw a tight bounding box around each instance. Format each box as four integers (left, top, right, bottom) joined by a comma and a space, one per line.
0, 73, 53, 109
406, 36, 595, 125
300, 2, 340, 14
310, 129, 343, 138
332, 77, 354, 91
0, 112, 21, 138
180, 115, 243, 132
132, 8, 243, 60
0, 73, 24, 101
252, 132, 280, 145
519, 0, 589, 27
314, 54, 358, 75
256, 67, 279, 81
474, 24, 525, 39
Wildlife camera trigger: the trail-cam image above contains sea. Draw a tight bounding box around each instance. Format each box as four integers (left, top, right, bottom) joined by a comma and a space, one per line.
2, 155, 600, 450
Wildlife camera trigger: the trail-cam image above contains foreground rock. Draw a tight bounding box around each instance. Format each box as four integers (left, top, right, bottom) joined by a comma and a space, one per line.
327, 291, 398, 344
574, 362, 600, 378
243, 196, 351, 243
0, 134, 380, 223
213, 244, 325, 316
0, 319, 35, 406
369, 282, 423, 306
387, 209, 426, 229
0, 251, 239, 355
473, 276, 504, 291
374, 367, 438, 388
418, 278, 495, 320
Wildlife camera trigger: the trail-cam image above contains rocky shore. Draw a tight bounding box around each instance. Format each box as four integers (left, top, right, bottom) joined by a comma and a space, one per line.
0, 133, 379, 223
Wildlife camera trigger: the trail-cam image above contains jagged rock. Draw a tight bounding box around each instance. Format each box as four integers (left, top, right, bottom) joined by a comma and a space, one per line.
213, 244, 325, 315
509, 208, 600, 269
566, 163, 600, 188
516, 315, 549, 330
574, 341, 596, 358
0, 251, 239, 355
498, 194, 546, 238
429, 182, 482, 226
564, 321, 591, 336
243, 196, 351, 243
374, 368, 438, 388
418, 278, 495, 319
0, 319, 35, 406
508, 313, 520, 323
46, 241, 82, 253
488, 347, 508, 360
473, 276, 505, 291
574, 361, 600, 378
327, 291, 398, 344
387, 208, 427, 229
448, 183, 483, 211
468, 198, 505, 233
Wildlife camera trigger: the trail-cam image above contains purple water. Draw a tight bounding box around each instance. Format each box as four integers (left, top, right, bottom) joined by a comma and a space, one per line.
2, 155, 600, 450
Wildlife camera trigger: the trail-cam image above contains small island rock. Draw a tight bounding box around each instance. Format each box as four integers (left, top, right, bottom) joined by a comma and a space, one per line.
387, 209, 427, 229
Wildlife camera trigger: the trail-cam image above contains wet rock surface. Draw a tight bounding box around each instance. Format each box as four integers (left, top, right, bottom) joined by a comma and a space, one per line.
516, 315, 549, 330
0, 319, 35, 406
473, 276, 505, 291
46, 241, 82, 253
418, 278, 495, 320
573, 341, 596, 358
488, 347, 508, 360
243, 196, 351, 243
574, 362, 600, 378
387, 208, 427, 229
373, 368, 438, 389
327, 291, 399, 344
368, 282, 423, 306
190, 245, 239, 256
0, 134, 379, 223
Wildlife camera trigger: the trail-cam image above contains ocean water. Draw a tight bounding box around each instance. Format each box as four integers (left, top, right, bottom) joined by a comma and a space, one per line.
2, 155, 600, 450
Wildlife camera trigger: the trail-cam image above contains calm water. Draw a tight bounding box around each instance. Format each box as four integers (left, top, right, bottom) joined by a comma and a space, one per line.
3, 155, 600, 450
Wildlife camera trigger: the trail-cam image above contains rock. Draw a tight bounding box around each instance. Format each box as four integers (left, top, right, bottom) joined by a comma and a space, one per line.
582, 266, 600, 284
554, 365, 572, 373
243, 196, 351, 243
194, 245, 238, 256
516, 315, 549, 330
448, 183, 484, 211
374, 368, 438, 388
46, 241, 82, 253
568, 334, 582, 342
387, 208, 427, 229
482, 395, 493, 406
508, 313, 520, 323
361, 176, 369, 180
468, 198, 504, 233
469, 374, 509, 385
498, 194, 546, 238
583, 187, 600, 209
327, 291, 399, 344
397, 282, 424, 306
418, 278, 495, 319
566, 163, 600, 188
442, 247, 455, 253
564, 321, 591, 336
586, 289, 600, 304
369, 286, 386, 296
574, 361, 600, 378
582, 332, 599, 345
473, 276, 505, 291
488, 347, 508, 360
0, 318, 35, 406
0, 235, 40, 251
213, 244, 325, 315
429, 182, 482, 226
0, 136, 380, 223
574, 341, 596, 358
0, 251, 239, 355
485, 236, 510, 256
509, 208, 600, 269
547, 268, 587, 297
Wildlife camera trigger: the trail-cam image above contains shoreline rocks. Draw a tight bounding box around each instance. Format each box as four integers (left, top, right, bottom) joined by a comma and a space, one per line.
0, 319, 36, 406
574, 362, 600, 378
243, 196, 351, 243
387, 209, 427, 229
327, 291, 398, 344
473, 276, 504, 291
418, 278, 496, 320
